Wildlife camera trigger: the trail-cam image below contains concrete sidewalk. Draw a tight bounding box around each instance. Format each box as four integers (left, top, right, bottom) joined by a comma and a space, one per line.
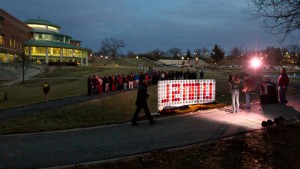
1, 95, 300, 169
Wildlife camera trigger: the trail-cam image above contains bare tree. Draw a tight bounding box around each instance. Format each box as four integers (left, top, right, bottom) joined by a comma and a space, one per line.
126, 50, 136, 58
285, 44, 300, 63
247, 0, 300, 42
100, 37, 125, 59
148, 49, 164, 60
194, 48, 201, 58
14, 53, 32, 83
230, 47, 244, 60
199, 48, 210, 59
264, 47, 283, 65
167, 47, 182, 59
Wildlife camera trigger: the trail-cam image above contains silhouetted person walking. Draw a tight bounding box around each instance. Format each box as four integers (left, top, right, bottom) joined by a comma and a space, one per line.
87, 76, 92, 96
132, 79, 156, 126
43, 82, 50, 102
3, 92, 8, 101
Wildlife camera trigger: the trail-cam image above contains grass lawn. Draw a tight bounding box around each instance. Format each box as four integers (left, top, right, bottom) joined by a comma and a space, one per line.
0, 79, 86, 109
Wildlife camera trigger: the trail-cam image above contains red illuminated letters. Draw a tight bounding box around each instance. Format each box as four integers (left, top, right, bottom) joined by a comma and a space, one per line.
160, 81, 215, 104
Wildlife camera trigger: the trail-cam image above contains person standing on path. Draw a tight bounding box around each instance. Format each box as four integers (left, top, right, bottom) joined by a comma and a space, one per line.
242, 74, 256, 110
128, 73, 134, 90
134, 73, 140, 89
228, 74, 233, 93
87, 76, 92, 96
230, 74, 240, 113
132, 79, 156, 126
3, 91, 8, 101
43, 82, 50, 102
278, 68, 289, 105
200, 70, 204, 79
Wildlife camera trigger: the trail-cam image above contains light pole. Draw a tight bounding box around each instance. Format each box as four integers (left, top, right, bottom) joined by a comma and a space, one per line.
181, 56, 184, 72
136, 56, 140, 71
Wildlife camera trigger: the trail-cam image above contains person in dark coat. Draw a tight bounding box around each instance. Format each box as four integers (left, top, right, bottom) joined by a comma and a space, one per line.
103, 75, 109, 92
200, 70, 204, 79
43, 82, 50, 102
242, 74, 256, 109
278, 68, 289, 105
87, 76, 92, 96
3, 91, 8, 101
132, 79, 156, 126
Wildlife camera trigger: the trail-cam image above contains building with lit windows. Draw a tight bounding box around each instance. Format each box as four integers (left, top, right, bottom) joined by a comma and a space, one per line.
24, 18, 89, 65
0, 8, 32, 63
0, 8, 89, 65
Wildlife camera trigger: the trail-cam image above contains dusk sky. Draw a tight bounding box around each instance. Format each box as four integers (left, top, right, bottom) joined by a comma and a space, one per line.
1, 0, 300, 54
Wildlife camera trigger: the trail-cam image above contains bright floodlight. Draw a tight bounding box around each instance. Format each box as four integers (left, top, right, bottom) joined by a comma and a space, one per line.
250, 57, 261, 69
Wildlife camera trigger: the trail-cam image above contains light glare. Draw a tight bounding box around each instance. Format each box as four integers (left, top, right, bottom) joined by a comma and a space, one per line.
250, 58, 261, 68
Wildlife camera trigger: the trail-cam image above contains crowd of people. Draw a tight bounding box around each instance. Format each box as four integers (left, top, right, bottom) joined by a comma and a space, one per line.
87, 72, 151, 96
87, 69, 205, 96
87, 67, 290, 116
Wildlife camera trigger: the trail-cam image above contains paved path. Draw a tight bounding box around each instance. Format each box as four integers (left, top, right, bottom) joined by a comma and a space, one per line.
0, 91, 126, 121
1, 95, 300, 169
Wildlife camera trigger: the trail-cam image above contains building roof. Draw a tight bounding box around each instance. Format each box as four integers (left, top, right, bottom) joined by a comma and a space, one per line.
23, 40, 88, 50
25, 18, 61, 29
157, 59, 209, 66
0, 8, 32, 31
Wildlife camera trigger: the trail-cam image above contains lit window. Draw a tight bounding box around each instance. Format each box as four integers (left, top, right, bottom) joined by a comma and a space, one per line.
44, 34, 51, 40
53, 35, 63, 42
63, 48, 73, 57
52, 47, 61, 56
48, 26, 58, 32
0, 34, 3, 45
28, 24, 47, 30
31, 47, 46, 56
24, 47, 29, 55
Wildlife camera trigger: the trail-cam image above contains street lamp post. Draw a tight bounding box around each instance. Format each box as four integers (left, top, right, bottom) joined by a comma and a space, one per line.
195, 57, 199, 69
181, 56, 184, 72
136, 56, 140, 71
